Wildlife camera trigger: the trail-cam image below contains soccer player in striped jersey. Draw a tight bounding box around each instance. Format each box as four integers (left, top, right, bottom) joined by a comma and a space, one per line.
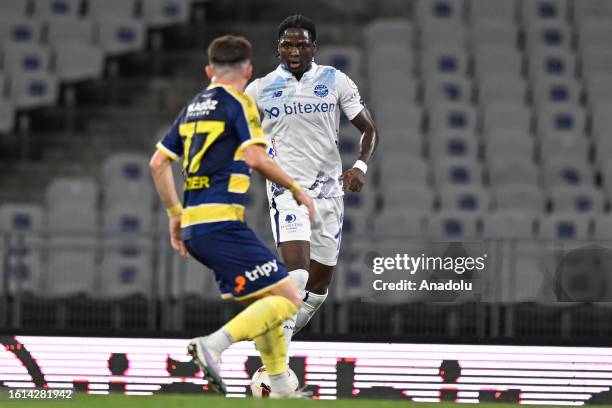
150, 35, 315, 398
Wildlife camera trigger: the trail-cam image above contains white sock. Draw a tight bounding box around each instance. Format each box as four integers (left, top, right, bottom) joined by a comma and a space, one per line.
204, 328, 234, 358
294, 290, 327, 334
269, 371, 294, 393
282, 269, 309, 352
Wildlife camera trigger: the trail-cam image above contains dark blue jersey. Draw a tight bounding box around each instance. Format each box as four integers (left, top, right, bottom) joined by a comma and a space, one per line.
157, 83, 267, 239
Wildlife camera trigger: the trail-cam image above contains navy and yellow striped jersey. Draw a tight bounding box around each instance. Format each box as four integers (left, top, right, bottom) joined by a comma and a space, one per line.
156, 83, 268, 240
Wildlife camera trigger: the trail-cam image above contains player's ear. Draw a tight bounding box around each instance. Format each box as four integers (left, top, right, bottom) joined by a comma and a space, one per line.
205, 65, 213, 80
275, 41, 281, 59
245, 64, 253, 80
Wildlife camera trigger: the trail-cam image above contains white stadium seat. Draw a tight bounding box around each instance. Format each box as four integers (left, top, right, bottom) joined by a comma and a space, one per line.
8, 71, 59, 109
33, 0, 81, 18
141, 0, 190, 28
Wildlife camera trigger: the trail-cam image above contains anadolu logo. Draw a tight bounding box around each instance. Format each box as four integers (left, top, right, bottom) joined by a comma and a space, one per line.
314, 84, 328, 97
285, 214, 297, 223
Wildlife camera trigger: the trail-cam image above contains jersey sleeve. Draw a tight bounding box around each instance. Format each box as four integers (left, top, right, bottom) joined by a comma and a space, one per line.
244, 80, 259, 107
337, 71, 365, 121
231, 92, 269, 154
156, 108, 186, 161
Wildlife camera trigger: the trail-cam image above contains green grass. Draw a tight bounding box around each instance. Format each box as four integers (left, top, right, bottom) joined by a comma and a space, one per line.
0, 393, 602, 408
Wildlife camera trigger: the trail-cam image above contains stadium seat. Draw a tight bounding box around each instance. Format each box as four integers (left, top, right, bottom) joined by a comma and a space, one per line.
87, 0, 137, 18
423, 75, 472, 108
528, 47, 577, 81
482, 211, 536, 239
2, 43, 51, 74
45, 17, 104, 82
538, 213, 590, 240
581, 46, 612, 78
426, 211, 480, 240
488, 160, 540, 189
439, 186, 490, 212
478, 73, 527, 105
550, 186, 605, 214
8, 71, 59, 109
363, 19, 414, 50
45, 236, 97, 297
469, 20, 519, 50
573, 0, 612, 27
539, 134, 590, 164
577, 18, 612, 50
381, 157, 429, 186
429, 130, 478, 160
101, 152, 155, 209
344, 190, 376, 217
377, 131, 423, 158
98, 242, 153, 299
594, 126, 612, 162
316, 46, 363, 81
593, 216, 612, 240
381, 184, 434, 212
432, 158, 483, 187
0, 203, 44, 295
0, 18, 41, 44
543, 159, 594, 188
521, 0, 569, 24
507, 242, 548, 302
374, 103, 422, 136
525, 21, 572, 52
419, 20, 468, 48
485, 131, 535, 162
473, 47, 523, 80
420, 46, 469, 78
141, 0, 190, 28
0, 98, 15, 133
416, 0, 465, 23
103, 206, 154, 238
492, 185, 545, 213
46, 177, 98, 234
373, 209, 426, 238
33, 0, 81, 18
585, 74, 612, 108
536, 103, 586, 139
95, 17, 145, 56
468, 0, 517, 22
429, 102, 477, 134
174, 256, 220, 299
369, 74, 418, 106
531, 77, 582, 108
599, 161, 612, 196
482, 100, 531, 135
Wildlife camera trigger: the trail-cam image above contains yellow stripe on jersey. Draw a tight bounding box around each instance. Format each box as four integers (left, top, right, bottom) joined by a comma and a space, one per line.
156, 142, 179, 161
181, 203, 245, 227
228, 174, 250, 193
233, 138, 269, 161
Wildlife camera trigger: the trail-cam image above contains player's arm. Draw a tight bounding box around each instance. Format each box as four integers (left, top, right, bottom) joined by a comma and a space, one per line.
243, 145, 316, 222
339, 108, 379, 192
150, 148, 188, 258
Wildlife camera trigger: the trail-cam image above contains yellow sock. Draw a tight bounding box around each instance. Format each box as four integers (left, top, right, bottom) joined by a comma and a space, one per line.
223, 295, 297, 342
254, 324, 287, 376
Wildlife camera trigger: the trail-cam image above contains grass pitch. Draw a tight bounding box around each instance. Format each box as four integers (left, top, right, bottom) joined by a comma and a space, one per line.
0, 393, 600, 408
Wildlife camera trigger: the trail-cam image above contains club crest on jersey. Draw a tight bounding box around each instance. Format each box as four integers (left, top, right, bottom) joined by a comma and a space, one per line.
186, 99, 218, 117
314, 84, 328, 97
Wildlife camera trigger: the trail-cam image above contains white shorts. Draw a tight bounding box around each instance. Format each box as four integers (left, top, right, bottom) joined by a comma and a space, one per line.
269, 191, 344, 266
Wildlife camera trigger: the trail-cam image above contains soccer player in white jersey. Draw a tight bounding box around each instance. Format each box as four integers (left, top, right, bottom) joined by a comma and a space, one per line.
245, 15, 378, 351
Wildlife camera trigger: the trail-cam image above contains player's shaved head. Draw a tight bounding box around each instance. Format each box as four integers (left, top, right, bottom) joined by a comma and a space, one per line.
207, 35, 252, 67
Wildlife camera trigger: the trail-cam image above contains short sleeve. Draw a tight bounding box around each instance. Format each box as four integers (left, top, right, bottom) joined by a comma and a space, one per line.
156, 108, 186, 161
337, 71, 365, 121
244, 80, 259, 107
231, 92, 268, 154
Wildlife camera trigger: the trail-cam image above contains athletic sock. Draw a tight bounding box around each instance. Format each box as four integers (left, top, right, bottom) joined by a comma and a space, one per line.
254, 324, 287, 376
223, 295, 298, 342
203, 328, 234, 360
282, 269, 309, 352
294, 290, 328, 334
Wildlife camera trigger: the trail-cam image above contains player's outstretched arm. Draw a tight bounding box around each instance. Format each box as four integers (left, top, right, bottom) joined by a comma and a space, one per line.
339, 108, 378, 192
243, 144, 316, 222
149, 150, 188, 257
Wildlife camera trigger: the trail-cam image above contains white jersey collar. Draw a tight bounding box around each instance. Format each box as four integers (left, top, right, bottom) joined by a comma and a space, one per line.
275, 62, 318, 81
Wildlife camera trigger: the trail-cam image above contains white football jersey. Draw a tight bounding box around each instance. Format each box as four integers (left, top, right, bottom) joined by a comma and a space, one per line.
245, 62, 364, 199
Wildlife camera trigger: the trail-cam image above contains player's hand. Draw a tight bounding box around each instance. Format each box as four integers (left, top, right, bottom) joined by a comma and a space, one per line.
169, 215, 188, 257
339, 168, 365, 192
292, 189, 316, 223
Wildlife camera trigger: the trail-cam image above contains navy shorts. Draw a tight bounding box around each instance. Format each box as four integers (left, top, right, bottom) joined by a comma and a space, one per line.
185, 222, 289, 301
